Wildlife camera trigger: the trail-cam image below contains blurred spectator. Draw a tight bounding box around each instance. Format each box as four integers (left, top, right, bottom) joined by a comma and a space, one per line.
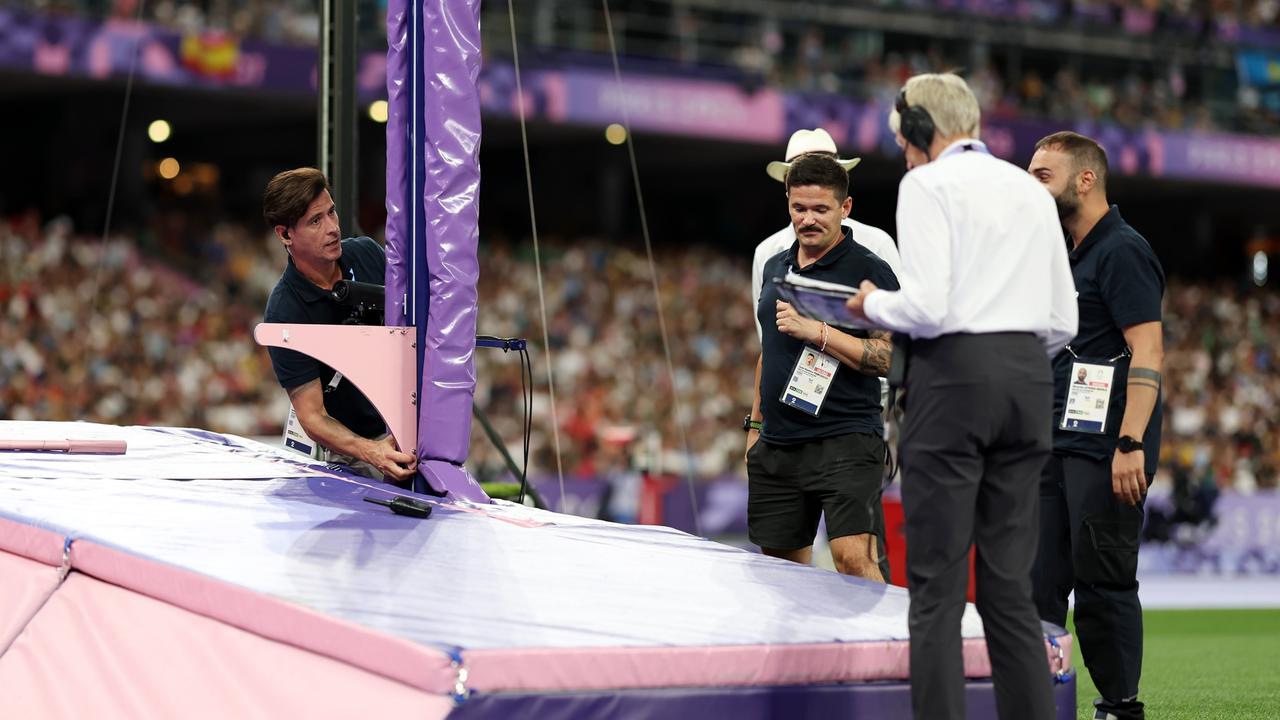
467, 237, 757, 484
0, 211, 286, 437
1159, 279, 1280, 495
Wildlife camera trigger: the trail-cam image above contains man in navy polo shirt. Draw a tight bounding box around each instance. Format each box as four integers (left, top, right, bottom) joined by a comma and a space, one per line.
1029, 132, 1165, 720
745, 154, 898, 581
262, 168, 417, 483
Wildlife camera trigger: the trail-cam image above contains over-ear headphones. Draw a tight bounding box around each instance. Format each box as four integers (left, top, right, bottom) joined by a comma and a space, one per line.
896, 88, 936, 157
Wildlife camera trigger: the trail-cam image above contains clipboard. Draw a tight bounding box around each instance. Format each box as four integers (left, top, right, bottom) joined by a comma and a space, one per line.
774, 273, 860, 329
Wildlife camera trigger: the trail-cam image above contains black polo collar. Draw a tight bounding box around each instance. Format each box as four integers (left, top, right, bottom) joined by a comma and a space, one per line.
1070, 205, 1123, 262
283, 255, 348, 304
786, 226, 852, 272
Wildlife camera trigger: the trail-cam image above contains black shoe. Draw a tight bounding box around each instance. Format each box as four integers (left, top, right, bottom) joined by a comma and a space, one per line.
1093, 696, 1144, 720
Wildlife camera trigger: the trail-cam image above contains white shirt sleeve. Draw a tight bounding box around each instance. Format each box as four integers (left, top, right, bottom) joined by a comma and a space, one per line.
863, 175, 952, 337
752, 229, 793, 343
851, 222, 903, 279
1042, 222, 1079, 355
751, 242, 767, 343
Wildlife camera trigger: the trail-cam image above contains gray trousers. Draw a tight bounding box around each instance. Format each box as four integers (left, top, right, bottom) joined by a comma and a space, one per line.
899, 333, 1056, 720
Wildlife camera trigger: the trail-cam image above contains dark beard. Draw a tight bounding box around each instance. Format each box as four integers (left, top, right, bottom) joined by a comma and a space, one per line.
1054, 180, 1080, 221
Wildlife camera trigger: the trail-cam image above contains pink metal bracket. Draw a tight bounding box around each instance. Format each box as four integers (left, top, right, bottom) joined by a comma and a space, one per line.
253, 323, 418, 459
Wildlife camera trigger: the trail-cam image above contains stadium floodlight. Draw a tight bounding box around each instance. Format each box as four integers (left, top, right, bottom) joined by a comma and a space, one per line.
605, 123, 627, 145
368, 100, 388, 123
147, 120, 171, 143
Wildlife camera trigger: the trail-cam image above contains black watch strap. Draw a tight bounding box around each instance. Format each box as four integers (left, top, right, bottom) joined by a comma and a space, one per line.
743, 415, 762, 432
1117, 435, 1143, 453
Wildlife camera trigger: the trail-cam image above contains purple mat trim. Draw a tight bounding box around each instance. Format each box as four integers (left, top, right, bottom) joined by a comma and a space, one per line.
447, 675, 1076, 720
383, 0, 409, 327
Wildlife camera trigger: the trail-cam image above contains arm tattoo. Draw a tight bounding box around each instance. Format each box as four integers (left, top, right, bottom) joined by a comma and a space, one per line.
857, 337, 893, 375
1129, 367, 1162, 384
1129, 367, 1161, 393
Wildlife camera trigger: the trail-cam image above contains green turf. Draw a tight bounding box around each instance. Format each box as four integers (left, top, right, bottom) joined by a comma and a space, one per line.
1066, 609, 1280, 719
478, 481, 522, 499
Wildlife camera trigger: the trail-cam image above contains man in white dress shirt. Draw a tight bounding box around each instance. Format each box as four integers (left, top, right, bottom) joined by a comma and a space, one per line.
747, 128, 902, 582
846, 73, 1078, 720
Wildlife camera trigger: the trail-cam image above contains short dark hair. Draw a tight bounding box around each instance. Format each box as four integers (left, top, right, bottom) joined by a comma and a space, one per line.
263, 167, 331, 230
784, 154, 849, 200
1035, 131, 1108, 192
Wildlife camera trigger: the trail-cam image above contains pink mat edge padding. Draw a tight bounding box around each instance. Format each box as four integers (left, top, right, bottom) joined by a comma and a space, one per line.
0, 550, 63, 655
0, 572, 454, 720
462, 634, 1073, 693
0, 517, 67, 567
62, 540, 458, 695
2, 519, 1075, 697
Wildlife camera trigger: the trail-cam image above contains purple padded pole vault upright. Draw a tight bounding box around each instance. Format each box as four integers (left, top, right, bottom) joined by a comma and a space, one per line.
384, 0, 410, 326
384, 0, 489, 503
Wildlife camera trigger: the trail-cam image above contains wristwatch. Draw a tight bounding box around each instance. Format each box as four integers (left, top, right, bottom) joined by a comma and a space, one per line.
743, 415, 762, 433
1116, 435, 1143, 453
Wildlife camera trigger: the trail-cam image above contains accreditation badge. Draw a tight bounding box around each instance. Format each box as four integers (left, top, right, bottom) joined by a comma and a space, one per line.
780, 346, 839, 417
1059, 359, 1116, 434
282, 405, 319, 457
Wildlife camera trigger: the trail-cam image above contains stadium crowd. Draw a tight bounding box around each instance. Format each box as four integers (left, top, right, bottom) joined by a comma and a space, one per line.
2, 211, 1276, 497
0, 211, 284, 437
1161, 280, 1280, 493
14, 0, 1279, 133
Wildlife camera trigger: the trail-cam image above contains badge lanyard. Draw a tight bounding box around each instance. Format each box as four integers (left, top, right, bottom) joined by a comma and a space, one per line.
323, 264, 356, 395
284, 264, 356, 449
1059, 344, 1130, 435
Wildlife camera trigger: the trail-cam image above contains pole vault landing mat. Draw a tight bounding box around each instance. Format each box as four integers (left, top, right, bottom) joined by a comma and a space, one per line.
0, 421, 1074, 719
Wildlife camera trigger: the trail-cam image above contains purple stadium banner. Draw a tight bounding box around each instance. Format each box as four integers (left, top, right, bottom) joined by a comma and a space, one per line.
3, 7, 1279, 188
561, 70, 785, 142
477, 63, 785, 141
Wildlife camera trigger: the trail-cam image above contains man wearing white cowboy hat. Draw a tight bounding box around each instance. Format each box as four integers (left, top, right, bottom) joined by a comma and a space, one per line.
751, 128, 902, 343
746, 128, 901, 581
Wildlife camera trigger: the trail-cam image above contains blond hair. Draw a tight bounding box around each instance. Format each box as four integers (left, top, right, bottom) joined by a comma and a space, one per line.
888, 73, 981, 141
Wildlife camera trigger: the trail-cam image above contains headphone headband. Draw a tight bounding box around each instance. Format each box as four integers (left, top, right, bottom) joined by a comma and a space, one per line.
895, 87, 936, 157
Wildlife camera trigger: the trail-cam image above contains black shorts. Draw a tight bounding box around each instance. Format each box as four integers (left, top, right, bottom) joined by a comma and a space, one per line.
746, 432, 886, 551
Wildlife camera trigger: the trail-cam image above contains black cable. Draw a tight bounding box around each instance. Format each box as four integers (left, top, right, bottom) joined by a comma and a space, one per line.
882, 387, 902, 489
525, 347, 533, 500
473, 334, 534, 505
883, 439, 898, 489
518, 345, 533, 504
82, 0, 146, 417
